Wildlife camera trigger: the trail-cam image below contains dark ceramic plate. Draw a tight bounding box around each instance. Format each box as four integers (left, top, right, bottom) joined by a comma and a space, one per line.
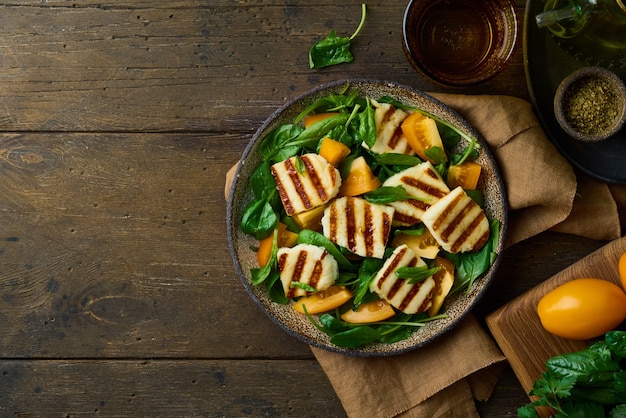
524, 0, 626, 185
227, 79, 508, 356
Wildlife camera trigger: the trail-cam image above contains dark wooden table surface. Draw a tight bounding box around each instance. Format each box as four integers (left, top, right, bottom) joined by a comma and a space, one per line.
0, 1, 613, 416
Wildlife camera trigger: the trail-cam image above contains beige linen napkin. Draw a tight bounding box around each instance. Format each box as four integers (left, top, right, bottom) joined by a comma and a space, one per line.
225, 93, 626, 418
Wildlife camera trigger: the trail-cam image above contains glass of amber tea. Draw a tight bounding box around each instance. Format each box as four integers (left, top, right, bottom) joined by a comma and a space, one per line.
403, 0, 519, 86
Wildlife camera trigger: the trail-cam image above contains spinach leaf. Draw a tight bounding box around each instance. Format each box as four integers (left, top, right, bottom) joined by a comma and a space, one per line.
364, 185, 427, 204
377, 96, 418, 111
309, 4, 367, 69
446, 219, 499, 294
353, 257, 384, 308
330, 326, 382, 348
250, 161, 281, 210
395, 265, 441, 284
259, 123, 303, 162
358, 97, 377, 148
294, 89, 360, 123
372, 152, 423, 167
267, 270, 288, 304
250, 229, 279, 285
241, 198, 278, 240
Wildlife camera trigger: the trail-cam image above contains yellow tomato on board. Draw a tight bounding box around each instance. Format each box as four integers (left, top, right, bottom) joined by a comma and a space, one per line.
537, 278, 626, 340
619, 252, 626, 292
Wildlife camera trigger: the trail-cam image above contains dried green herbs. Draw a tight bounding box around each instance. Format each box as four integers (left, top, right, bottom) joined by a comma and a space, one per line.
562, 76, 622, 136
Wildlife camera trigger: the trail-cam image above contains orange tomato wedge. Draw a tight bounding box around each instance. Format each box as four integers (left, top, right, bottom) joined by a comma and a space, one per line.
391, 230, 440, 260
428, 257, 455, 317
292, 286, 353, 315
447, 161, 482, 190
400, 112, 447, 163
338, 156, 381, 197
341, 299, 396, 324
319, 137, 351, 166
303, 112, 340, 128
256, 223, 298, 267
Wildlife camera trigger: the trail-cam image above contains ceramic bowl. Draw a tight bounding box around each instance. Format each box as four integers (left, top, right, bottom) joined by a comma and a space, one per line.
554, 67, 626, 142
227, 79, 507, 356
403, 0, 519, 87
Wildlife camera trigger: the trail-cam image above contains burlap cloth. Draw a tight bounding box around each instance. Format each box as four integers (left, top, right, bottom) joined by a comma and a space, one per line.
225, 94, 626, 417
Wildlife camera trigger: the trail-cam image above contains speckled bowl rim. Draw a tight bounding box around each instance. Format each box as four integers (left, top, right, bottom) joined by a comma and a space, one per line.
554, 67, 626, 142
227, 79, 508, 357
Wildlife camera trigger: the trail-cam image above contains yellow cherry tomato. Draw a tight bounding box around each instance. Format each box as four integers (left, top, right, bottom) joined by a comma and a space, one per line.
292, 286, 353, 315
341, 299, 396, 324
619, 252, 626, 292
537, 278, 626, 340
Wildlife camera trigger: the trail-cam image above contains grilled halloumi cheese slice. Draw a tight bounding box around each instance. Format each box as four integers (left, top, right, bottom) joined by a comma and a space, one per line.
382, 161, 450, 226
422, 186, 490, 253
321, 196, 394, 259
369, 244, 435, 314
277, 243, 338, 298
362, 100, 415, 155
271, 153, 341, 216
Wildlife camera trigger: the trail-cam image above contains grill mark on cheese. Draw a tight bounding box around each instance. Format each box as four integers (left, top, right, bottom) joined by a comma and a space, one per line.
402, 175, 448, 200
382, 211, 392, 248
301, 154, 328, 201
309, 258, 323, 290
364, 203, 375, 257
388, 127, 404, 150
346, 197, 357, 253
375, 246, 408, 290
272, 165, 295, 215
451, 211, 489, 253
398, 281, 421, 312
377, 105, 394, 138
387, 256, 417, 300
285, 158, 312, 211
328, 203, 338, 243
441, 198, 472, 242
431, 191, 463, 231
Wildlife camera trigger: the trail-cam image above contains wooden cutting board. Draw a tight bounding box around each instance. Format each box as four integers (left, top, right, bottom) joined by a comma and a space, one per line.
486, 236, 626, 412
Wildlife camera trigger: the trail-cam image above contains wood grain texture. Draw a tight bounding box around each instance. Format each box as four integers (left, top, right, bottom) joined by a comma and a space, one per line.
0, 0, 607, 416
0, 0, 527, 133
486, 236, 626, 409
0, 359, 346, 417
0, 132, 312, 358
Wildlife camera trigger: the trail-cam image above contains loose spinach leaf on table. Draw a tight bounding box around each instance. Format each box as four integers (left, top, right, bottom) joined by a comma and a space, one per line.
309, 4, 367, 69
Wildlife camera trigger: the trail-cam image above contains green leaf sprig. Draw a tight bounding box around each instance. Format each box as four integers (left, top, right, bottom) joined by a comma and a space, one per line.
309, 4, 367, 69
518, 331, 626, 418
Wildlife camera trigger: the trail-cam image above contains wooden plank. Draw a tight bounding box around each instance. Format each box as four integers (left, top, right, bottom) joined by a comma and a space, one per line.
486, 236, 626, 411
0, 132, 314, 358
0, 1, 528, 133
0, 359, 346, 417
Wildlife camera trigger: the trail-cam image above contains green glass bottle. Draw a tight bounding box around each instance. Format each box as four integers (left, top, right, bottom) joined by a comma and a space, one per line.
536, 0, 626, 69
